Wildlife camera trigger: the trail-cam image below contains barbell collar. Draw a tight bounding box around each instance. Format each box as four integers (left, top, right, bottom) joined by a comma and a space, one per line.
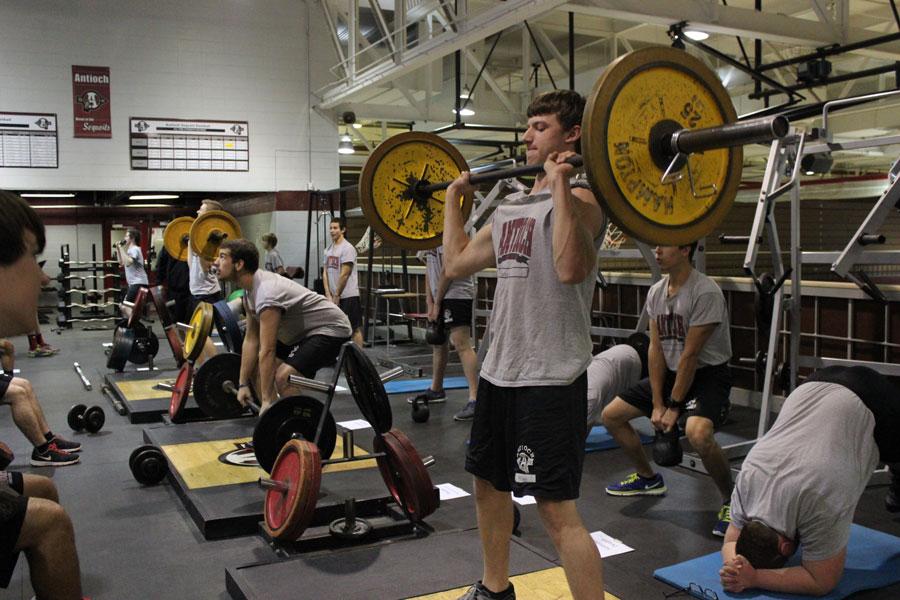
670, 115, 789, 156
258, 477, 289, 494
286, 374, 333, 392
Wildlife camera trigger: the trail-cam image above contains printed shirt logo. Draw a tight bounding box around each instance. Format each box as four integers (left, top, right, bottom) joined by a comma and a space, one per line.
325, 255, 341, 270
656, 313, 686, 344
515, 444, 536, 483
217, 441, 259, 468
497, 217, 535, 278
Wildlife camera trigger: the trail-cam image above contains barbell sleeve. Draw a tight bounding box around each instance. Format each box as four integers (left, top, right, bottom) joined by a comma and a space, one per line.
258, 477, 289, 493
671, 115, 789, 155
286, 374, 333, 392
379, 366, 405, 383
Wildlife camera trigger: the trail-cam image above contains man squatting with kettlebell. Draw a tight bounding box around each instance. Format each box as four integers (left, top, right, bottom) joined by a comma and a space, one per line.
601, 242, 734, 537
212, 239, 352, 413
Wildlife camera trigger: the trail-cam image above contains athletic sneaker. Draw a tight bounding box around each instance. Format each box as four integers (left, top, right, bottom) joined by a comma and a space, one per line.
49, 436, 82, 453
457, 581, 515, 600
30, 443, 80, 467
454, 400, 477, 421
27, 345, 57, 358
712, 502, 731, 537
406, 389, 446, 404
605, 472, 667, 496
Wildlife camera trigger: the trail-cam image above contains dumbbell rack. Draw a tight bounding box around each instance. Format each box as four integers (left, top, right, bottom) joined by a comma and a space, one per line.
56, 243, 121, 329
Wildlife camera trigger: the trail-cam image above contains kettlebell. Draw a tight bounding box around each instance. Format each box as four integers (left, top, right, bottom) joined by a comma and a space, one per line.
425, 318, 446, 345
411, 394, 430, 423
651, 427, 683, 467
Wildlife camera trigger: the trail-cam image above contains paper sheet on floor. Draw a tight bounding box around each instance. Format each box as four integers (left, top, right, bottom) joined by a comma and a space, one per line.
436, 483, 470, 500
336, 419, 371, 430
590, 531, 634, 558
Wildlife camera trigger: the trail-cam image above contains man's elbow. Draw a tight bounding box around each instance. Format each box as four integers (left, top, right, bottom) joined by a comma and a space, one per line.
556, 264, 591, 285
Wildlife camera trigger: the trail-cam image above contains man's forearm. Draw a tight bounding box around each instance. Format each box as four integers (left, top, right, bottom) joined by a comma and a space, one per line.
670, 354, 700, 403
258, 347, 278, 402
239, 340, 259, 388
443, 188, 468, 272
754, 566, 832, 596
551, 178, 596, 283
648, 347, 667, 409
336, 271, 350, 297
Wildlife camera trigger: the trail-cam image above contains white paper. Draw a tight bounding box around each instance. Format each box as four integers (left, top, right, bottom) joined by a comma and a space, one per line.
436, 483, 470, 500
590, 531, 634, 557
512, 495, 537, 506
337, 419, 371, 431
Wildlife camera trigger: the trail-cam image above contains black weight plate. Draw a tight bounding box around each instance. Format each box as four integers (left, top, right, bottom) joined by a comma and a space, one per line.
129, 324, 159, 365
150, 286, 174, 328
192, 352, 244, 419
212, 300, 244, 354
67, 404, 87, 431
83, 406, 105, 433
126, 287, 149, 329
129, 444, 157, 472
343, 343, 392, 434
252, 395, 337, 473
107, 326, 133, 371
132, 448, 169, 485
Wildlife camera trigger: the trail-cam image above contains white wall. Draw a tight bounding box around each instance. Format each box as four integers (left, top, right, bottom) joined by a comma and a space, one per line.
0, 0, 339, 192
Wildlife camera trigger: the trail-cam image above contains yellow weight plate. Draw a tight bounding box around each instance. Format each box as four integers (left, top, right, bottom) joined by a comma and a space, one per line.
183, 302, 213, 362
190, 210, 242, 262
358, 132, 474, 251
582, 46, 741, 246
163, 217, 194, 262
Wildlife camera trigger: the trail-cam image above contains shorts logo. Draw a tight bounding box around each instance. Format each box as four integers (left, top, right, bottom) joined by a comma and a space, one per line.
443, 308, 453, 324
516, 445, 534, 473
684, 397, 698, 411
217, 441, 259, 468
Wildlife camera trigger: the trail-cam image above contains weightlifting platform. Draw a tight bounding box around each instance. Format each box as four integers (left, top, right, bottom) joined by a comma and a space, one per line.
143, 418, 393, 540
103, 368, 205, 423
226, 528, 607, 600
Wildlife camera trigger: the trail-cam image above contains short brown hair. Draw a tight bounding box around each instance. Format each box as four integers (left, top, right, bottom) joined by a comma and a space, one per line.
736, 521, 790, 569
527, 90, 585, 132
261, 233, 278, 248
330, 216, 346, 230
201, 199, 225, 212
0, 190, 46, 265
221, 239, 259, 273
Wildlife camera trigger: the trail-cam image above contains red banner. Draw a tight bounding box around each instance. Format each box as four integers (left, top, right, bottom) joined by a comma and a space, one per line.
72, 65, 111, 138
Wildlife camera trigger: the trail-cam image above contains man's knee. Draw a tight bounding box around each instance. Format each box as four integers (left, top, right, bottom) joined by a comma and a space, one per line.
16, 499, 74, 551
601, 398, 633, 428
685, 417, 718, 455
535, 499, 581, 542
274, 365, 296, 390
449, 328, 472, 351
23, 474, 58, 503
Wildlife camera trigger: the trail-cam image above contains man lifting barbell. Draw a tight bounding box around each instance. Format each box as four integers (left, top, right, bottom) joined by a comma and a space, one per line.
601, 243, 734, 537
0, 190, 85, 600
720, 366, 900, 596
212, 239, 352, 413
444, 90, 606, 600
114, 228, 149, 321
188, 199, 229, 364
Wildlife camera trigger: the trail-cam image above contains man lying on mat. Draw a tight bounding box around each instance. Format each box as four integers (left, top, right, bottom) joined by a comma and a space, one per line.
213, 239, 351, 413
720, 365, 900, 596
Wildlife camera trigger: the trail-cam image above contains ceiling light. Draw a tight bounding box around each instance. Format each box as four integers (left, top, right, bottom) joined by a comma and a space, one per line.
128, 194, 180, 200
452, 107, 475, 116
805, 171, 816, 176
127, 204, 177, 208
338, 131, 355, 154
683, 29, 709, 41
31, 204, 81, 209
20, 193, 75, 198
352, 122, 363, 129
459, 85, 471, 100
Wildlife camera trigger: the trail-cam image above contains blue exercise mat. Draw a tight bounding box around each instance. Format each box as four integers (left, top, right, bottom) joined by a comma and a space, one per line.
585, 426, 653, 452
654, 524, 900, 599
384, 376, 469, 394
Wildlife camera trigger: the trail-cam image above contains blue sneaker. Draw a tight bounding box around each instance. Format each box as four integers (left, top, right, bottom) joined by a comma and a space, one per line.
605, 472, 666, 496
454, 400, 477, 421
713, 502, 731, 537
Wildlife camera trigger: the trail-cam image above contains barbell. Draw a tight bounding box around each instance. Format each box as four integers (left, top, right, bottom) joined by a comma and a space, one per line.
358, 46, 790, 249
162, 210, 242, 262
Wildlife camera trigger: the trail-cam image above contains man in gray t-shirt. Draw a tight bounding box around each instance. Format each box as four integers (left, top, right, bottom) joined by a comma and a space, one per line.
721, 366, 900, 596
586, 340, 645, 428
602, 244, 734, 537
323, 217, 362, 346
214, 239, 351, 413
261, 233, 285, 276
115, 228, 149, 320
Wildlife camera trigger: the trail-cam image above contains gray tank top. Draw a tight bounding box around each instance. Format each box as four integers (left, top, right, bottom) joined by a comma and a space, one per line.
481, 180, 602, 387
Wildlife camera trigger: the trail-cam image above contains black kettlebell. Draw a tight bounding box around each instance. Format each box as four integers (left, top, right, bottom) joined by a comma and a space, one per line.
411, 394, 430, 423
68, 404, 105, 433
651, 427, 683, 467
425, 318, 446, 345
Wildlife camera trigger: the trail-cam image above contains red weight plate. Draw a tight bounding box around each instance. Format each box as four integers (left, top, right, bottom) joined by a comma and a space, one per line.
168, 362, 193, 422
264, 439, 321, 541
150, 286, 174, 329
373, 428, 438, 522
126, 287, 149, 329
165, 326, 185, 366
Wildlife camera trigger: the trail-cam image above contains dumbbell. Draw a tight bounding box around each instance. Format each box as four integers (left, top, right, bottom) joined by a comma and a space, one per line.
67, 404, 106, 433
129, 445, 169, 485
0, 442, 14, 470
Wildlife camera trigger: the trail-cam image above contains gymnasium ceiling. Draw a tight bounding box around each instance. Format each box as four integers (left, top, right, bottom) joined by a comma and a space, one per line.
318, 0, 900, 199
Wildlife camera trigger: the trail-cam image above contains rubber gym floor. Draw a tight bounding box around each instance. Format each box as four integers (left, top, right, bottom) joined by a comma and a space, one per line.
2, 329, 899, 600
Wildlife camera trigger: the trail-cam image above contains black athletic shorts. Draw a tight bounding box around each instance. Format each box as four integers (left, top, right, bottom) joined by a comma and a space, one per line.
0, 373, 11, 402
465, 372, 588, 500
619, 362, 732, 426
124, 284, 146, 303
338, 296, 362, 331
276, 335, 349, 379
804, 365, 900, 462
440, 298, 473, 332
188, 291, 224, 321
0, 471, 27, 589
